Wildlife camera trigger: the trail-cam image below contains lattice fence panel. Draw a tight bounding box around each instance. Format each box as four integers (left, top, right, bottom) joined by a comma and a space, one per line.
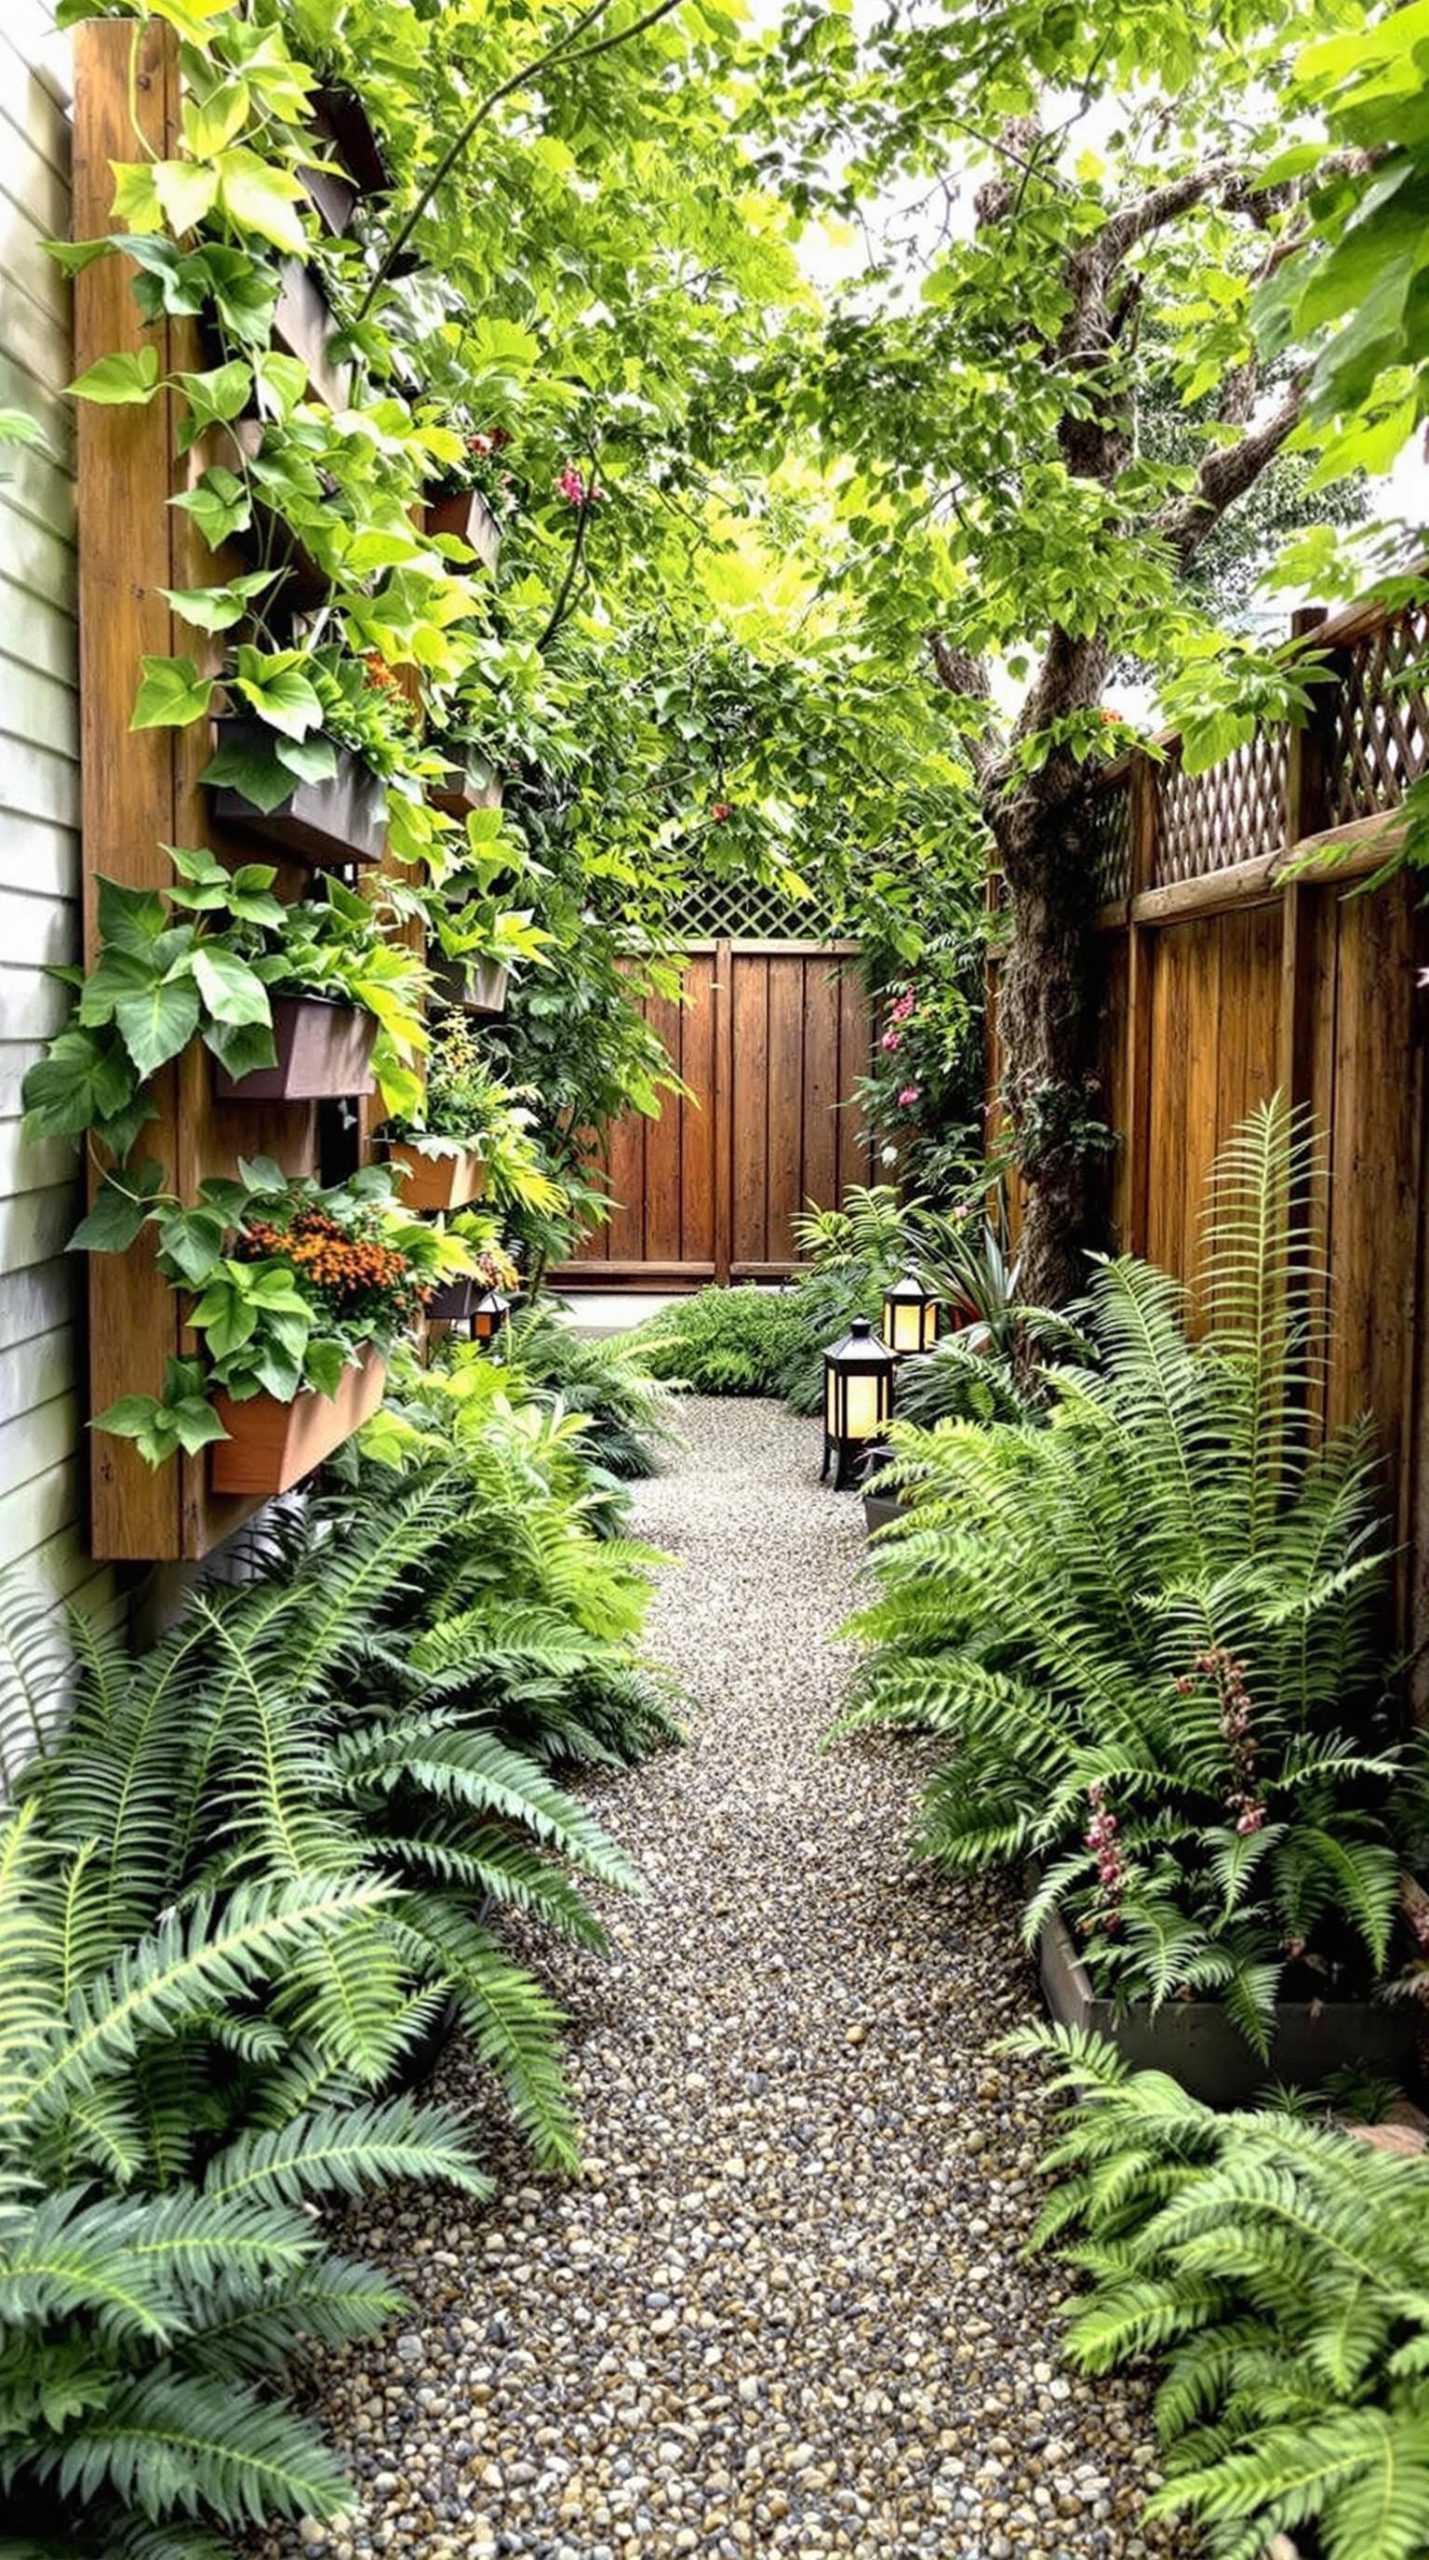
1089, 778, 1133, 904
1325, 602, 1429, 827
665, 867, 836, 941
1154, 728, 1288, 885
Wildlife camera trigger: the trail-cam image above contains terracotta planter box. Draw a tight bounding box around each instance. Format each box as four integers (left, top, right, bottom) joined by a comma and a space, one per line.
430, 756, 503, 820
208, 719, 387, 871
210, 1348, 387, 1497
381, 1141, 488, 1213
425, 486, 502, 575
213, 996, 377, 1103
428, 950, 510, 1016
1039, 1904, 1419, 2107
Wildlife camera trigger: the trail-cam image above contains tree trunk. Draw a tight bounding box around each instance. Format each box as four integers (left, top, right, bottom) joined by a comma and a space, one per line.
992, 771, 1105, 1308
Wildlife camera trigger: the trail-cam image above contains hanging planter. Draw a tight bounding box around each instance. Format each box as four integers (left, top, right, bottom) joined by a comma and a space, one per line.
299, 84, 392, 235
425, 486, 502, 574
379, 1138, 489, 1213
430, 755, 503, 820
1038, 1904, 1419, 2107
213, 995, 377, 1103
207, 718, 387, 871
210, 1346, 387, 1498
427, 950, 511, 1016
425, 1273, 477, 1324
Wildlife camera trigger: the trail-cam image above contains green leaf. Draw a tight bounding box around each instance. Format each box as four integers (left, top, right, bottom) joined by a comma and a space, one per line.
21, 1026, 135, 1143
153, 1202, 231, 1288
171, 465, 252, 549
253, 350, 308, 420
193, 942, 272, 1027
304, 1336, 350, 1397
173, 359, 254, 434
215, 148, 310, 255
131, 656, 215, 730
159, 571, 276, 634
274, 731, 338, 785
68, 1161, 166, 1254
114, 971, 202, 1077
109, 162, 166, 234
203, 729, 294, 815
67, 347, 161, 406
153, 157, 221, 235
231, 645, 324, 741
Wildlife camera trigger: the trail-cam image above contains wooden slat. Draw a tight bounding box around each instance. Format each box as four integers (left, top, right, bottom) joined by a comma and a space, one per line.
731, 951, 769, 1266
679, 953, 716, 1265
764, 956, 804, 1264
835, 963, 870, 1200
801, 956, 840, 1220
713, 938, 733, 1286
643, 990, 683, 1265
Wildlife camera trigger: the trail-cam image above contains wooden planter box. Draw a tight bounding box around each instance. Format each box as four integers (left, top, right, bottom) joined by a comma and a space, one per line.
425, 486, 502, 575
210, 1347, 386, 1497
1039, 1905, 1420, 2106
428, 950, 510, 1016
430, 756, 503, 820
213, 995, 377, 1103
208, 719, 387, 870
380, 1140, 489, 1213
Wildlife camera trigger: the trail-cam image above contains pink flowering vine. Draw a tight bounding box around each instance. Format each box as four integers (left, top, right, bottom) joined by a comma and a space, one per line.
1176, 1646, 1266, 1835
890, 985, 917, 1024
897, 1085, 921, 1110
555, 462, 602, 506
880, 1025, 903, 1054
1082, 1779, 1126, 1935
710, 800, 734, 822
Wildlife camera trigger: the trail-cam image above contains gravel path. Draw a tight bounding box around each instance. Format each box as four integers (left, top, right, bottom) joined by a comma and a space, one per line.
273, 1396, 1191, 2560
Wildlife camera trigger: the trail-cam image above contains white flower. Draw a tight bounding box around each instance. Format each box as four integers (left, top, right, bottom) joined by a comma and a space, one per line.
880, 1144, 898, 1166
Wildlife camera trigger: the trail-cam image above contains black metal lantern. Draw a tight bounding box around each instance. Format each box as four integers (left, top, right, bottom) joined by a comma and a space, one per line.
881, 1268, 942, 1358
821, 1317, 895, 1489
471, 1285, 511, 1344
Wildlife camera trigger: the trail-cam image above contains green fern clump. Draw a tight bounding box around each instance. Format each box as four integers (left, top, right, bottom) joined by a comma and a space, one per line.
0, 1344, 674, 2551
634, 1284, 812, 1395
1017, 2025, 1429, 2560
844, 1099, 1413, 2052
889, 1332, 1031, 1430
492, 1305, 681, 1477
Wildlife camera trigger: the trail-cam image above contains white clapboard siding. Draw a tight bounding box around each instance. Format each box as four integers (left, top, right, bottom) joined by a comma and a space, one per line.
0, 0, 117, 1656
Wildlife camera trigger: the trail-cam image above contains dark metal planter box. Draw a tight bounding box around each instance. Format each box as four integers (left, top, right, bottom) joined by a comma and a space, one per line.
430, 756, 503, 820
863, 1488, 911, 1534
273, 256, 352, 410
209, 718, 387, 871
425, 486, 502, 575
299, 86, 392, 236
428, 950, 510, 1016
426, 1274, 477, 1325
213, 996, 377, 1103
1039, 1905, 1419, 2106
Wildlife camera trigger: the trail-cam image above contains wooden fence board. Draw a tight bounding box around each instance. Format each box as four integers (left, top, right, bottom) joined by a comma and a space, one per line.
561, 943, 871, 1285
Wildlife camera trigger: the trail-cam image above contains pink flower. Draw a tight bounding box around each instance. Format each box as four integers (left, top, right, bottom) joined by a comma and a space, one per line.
556, 463, 601, 506
880, 1026, 903, 1054
897, 1085, 921, 1109
710, 801, 734, 822
891, 986, 917, 1023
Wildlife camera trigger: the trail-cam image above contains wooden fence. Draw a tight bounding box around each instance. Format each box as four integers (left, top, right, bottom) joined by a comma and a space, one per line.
1004, 591, 1429, 1641
559, 941, 873, 1287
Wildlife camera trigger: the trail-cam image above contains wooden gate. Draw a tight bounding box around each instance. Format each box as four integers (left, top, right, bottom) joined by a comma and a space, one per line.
560, 940, 873, 1288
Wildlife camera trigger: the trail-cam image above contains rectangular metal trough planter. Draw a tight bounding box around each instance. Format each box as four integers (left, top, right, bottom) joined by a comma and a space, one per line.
210, 1348, 387, 1498
213, 996, 377, 1103
1040, 1904, 1419, 2106
428, 950, 510, 1016
430, 757, 503, 821
208, 719, 387, 871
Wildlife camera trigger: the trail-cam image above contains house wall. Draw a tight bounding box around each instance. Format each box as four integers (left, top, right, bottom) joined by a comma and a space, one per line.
0, 0, 118, 1650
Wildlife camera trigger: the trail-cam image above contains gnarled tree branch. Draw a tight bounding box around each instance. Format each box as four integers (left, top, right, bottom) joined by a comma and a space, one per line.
1156, 375, 1308, 569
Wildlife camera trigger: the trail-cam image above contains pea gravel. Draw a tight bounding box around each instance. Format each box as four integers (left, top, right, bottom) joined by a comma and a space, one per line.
264, 1395, 1194, 2560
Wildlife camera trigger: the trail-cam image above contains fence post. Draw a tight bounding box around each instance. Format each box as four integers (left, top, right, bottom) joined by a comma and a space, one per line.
1122, 752, 1159, 1256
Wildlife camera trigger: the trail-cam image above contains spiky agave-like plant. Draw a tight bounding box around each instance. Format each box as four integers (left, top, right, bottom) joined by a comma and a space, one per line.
842, 1098, 1411, 2050
1015, 2023, 1429, 2560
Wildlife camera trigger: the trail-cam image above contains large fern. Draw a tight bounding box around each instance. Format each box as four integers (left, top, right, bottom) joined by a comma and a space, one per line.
843, 1099, 1413, 2049
1017, 2024, 1429, 2560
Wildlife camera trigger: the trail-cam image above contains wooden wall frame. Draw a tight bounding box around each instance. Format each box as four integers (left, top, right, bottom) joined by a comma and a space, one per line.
75, 20, 334, 1560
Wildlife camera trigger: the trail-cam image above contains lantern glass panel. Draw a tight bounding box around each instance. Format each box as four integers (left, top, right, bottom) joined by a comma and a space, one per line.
843, 1369, 887, 1439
